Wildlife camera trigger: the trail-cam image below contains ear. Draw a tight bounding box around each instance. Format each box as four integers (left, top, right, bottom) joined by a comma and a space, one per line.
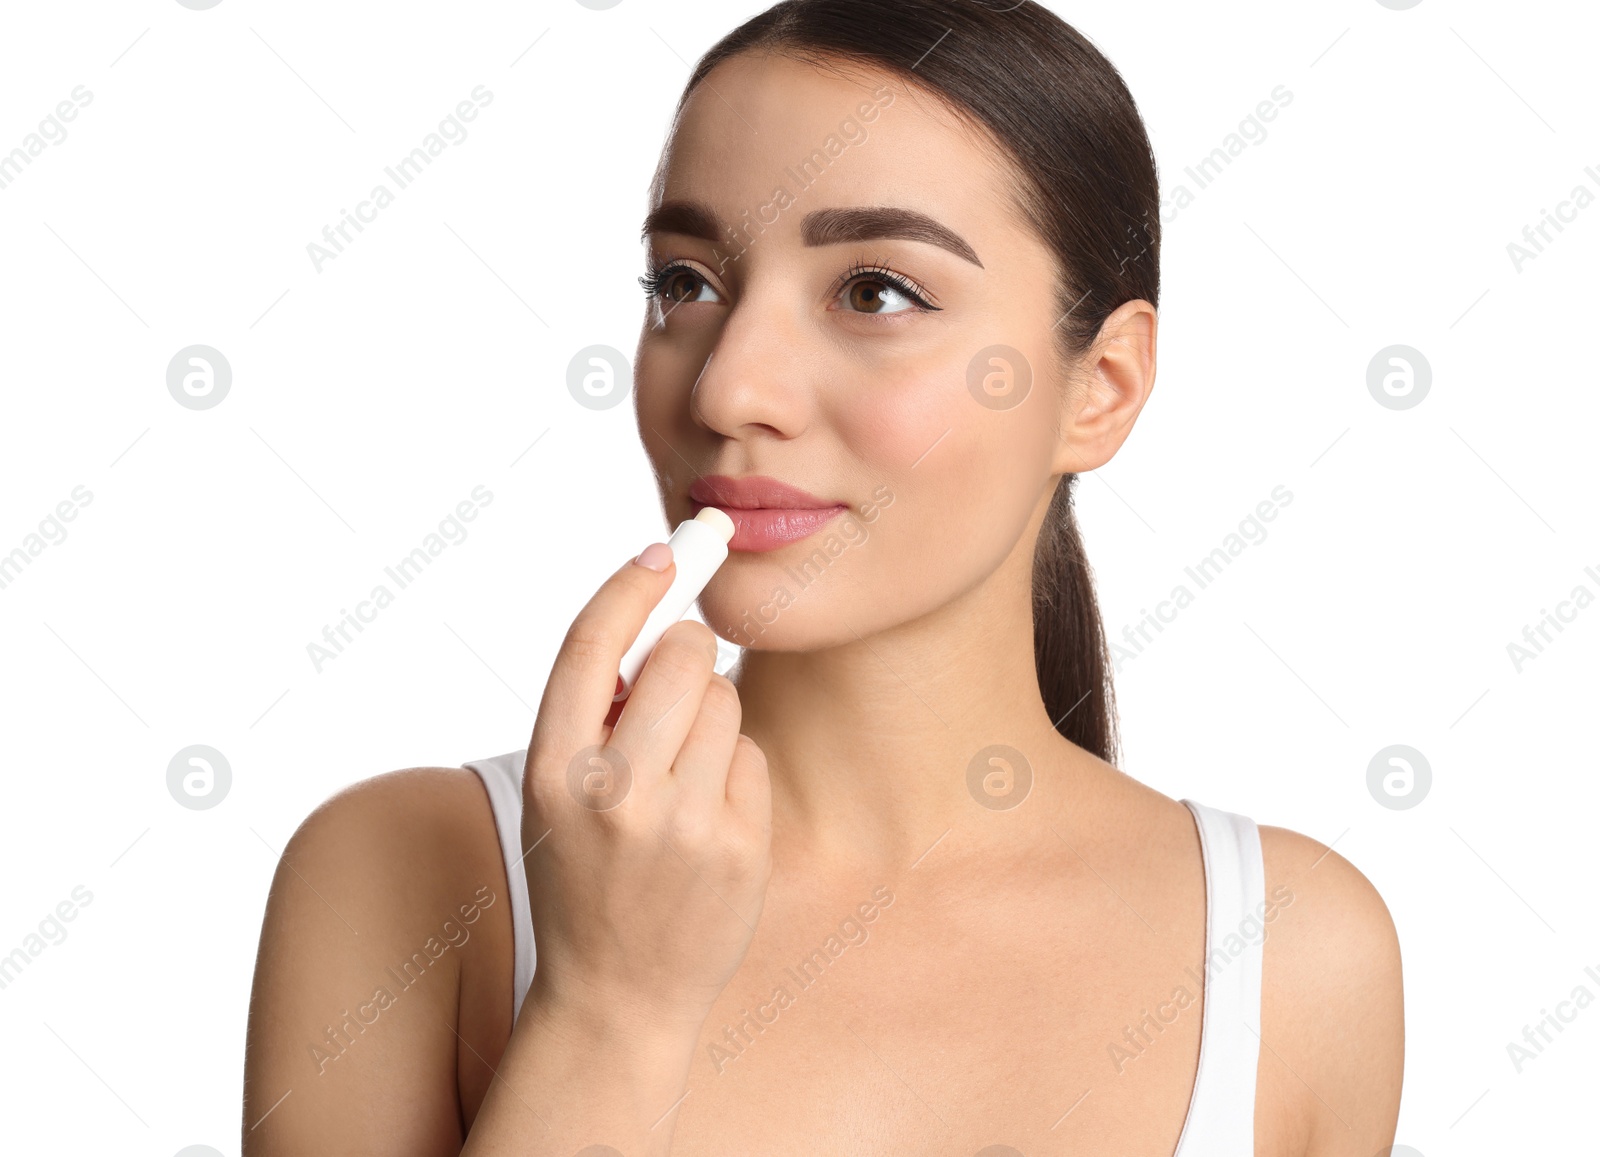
1051, 298, 1158, 476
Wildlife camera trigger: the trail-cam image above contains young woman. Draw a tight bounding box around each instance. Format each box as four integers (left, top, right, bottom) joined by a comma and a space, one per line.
243, 2, 1404, 1153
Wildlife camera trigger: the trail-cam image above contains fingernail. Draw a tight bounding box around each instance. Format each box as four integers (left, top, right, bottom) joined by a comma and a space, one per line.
633, 542, 672, 571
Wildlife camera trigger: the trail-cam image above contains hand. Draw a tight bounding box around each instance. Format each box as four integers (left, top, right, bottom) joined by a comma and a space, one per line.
519, 543, 773, 1039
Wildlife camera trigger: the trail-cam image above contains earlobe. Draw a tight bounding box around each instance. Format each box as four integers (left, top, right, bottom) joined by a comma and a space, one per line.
1051, 299, 1157, 475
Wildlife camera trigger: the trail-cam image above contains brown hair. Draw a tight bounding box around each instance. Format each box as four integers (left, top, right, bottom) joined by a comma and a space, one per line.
674, 0, 1160, 766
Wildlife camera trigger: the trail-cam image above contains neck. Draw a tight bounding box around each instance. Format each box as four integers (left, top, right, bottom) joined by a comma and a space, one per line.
731, 531, 1077, 873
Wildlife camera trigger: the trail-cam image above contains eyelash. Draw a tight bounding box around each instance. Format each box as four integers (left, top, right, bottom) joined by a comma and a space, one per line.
636, 260, 685, 302
836, 259, 939, 312
638, 257, 939, 313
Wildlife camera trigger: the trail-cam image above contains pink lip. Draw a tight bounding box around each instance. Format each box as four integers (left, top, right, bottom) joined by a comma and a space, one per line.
688, 474, 848, 553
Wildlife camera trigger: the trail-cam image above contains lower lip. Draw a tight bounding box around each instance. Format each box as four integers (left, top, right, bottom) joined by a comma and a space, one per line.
690, 502, 848, 552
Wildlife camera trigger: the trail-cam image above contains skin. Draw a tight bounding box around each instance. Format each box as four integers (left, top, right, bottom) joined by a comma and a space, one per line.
243, 51, 1403, 1156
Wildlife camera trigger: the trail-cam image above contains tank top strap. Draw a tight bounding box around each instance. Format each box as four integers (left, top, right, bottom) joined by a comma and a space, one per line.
1172, 798, 1265, 1153
463, 748, 536, 1021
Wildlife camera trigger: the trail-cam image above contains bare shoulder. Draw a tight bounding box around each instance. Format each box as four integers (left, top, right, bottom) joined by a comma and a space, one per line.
243, 766, 514, 1155
290, 765, 504, 871
1255, 824, 1404, 1157
272, 765, 510, 938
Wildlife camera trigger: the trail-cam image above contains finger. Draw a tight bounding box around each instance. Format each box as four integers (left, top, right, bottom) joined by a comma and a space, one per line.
531, 545, 677, 769
725, 733, 771, 808
667, 672, 744, 812
606, 619, 719, 780
724, 734, 772, 825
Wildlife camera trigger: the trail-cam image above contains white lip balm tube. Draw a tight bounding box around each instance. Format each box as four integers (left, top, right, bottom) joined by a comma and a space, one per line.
614, 505, 737, 703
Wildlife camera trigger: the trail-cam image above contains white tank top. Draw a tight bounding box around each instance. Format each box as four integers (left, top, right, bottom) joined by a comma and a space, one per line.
464, 748, 1264, 1153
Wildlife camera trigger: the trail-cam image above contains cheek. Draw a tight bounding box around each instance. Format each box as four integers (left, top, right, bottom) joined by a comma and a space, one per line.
834, 363, 965, 474
633, 347, 696, 481
633, 344, 681, 424
819, 366, 1044, 584
833, 361, 1047, 522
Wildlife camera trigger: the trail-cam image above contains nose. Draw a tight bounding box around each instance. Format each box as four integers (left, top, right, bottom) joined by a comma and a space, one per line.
688, 301, 813, 441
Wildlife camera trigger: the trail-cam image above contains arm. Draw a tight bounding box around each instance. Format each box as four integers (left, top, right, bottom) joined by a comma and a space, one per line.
462, 553, 773, 1154
457, 987, 700, 1156
241, 762, 728, 1157
241, 768, 500, 1155
1256, 826, 1405, 1157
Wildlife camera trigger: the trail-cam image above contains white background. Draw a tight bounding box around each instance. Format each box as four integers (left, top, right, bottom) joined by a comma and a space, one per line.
0, 0, 1595, 1152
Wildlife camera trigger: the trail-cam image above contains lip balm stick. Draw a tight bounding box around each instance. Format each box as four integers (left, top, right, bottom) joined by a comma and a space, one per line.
614, 506, 736, 703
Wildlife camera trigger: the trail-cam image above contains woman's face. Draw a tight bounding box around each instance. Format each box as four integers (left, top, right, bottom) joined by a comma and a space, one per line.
634, 51, 1109, 652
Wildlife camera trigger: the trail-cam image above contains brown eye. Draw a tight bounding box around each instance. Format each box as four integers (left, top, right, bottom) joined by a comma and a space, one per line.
835, 262, 935, 315
848, 280, 892, 312
661, 271, 701, 304
639, 263, 722, 307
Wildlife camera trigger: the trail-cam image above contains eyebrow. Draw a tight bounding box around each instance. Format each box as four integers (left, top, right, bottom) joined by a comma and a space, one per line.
640, 200, 983, 268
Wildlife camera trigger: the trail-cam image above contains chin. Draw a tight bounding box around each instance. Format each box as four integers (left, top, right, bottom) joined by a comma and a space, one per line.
699, 561, 871, 653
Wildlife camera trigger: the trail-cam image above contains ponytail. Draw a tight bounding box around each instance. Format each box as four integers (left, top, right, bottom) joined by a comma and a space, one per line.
1033, 476, 1119, 763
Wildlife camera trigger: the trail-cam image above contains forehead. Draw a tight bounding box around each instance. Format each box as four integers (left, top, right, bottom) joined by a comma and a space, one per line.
650, 51, 1018, 253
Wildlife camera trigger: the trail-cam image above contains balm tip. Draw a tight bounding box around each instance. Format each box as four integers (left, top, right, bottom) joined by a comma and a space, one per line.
692, 505, 736, 544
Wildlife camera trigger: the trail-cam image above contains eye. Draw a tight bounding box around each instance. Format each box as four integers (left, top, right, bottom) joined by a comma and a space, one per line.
638, 261, 721, 310
833, 261, 938, 315
639, 257, 939, 318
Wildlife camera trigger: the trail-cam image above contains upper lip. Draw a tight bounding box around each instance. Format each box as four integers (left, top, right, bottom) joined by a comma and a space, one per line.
688, 474, 843, 510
